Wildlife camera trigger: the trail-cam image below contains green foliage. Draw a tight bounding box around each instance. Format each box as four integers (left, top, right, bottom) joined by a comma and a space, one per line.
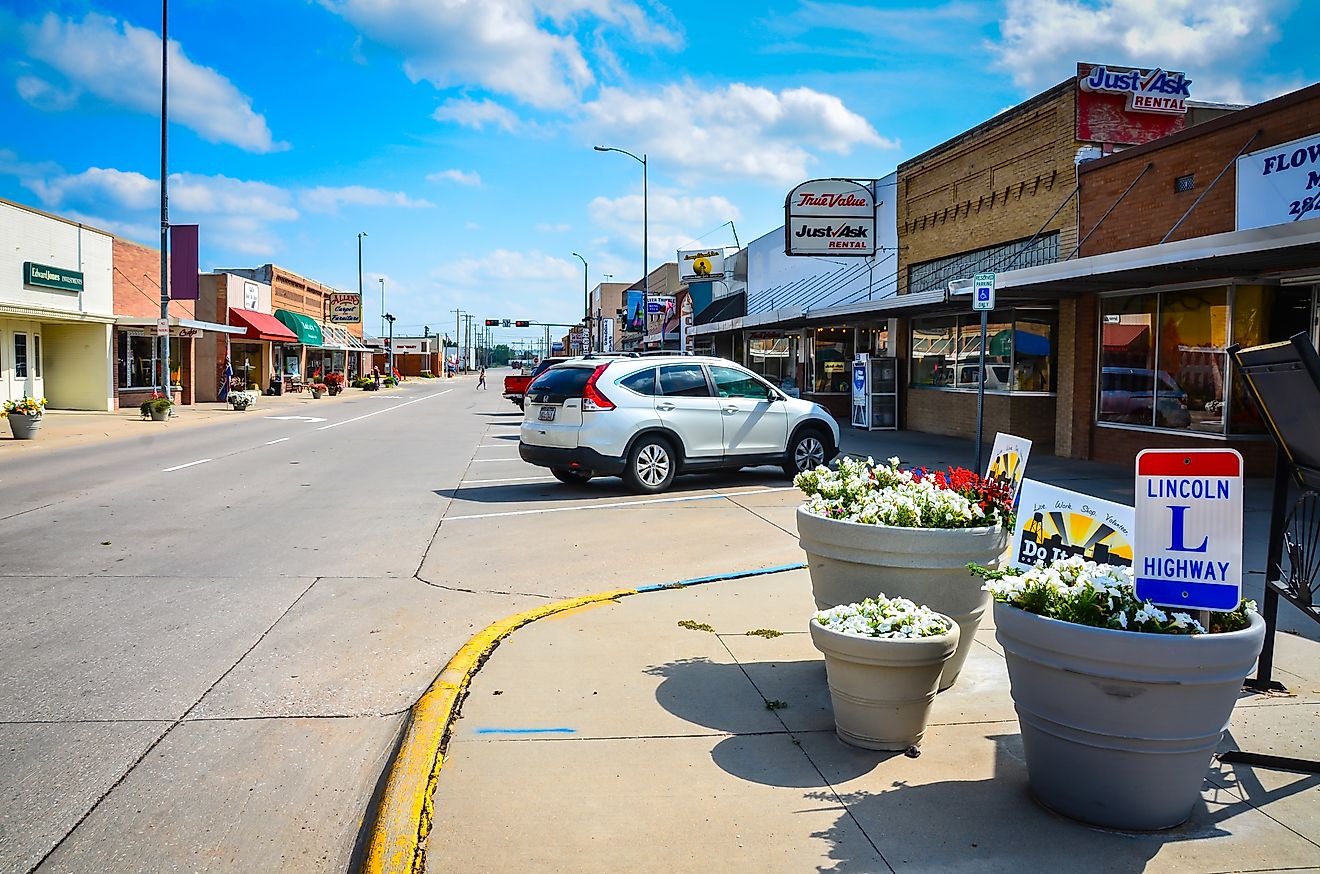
677, 619, 715, 633
745, 628, 783, 638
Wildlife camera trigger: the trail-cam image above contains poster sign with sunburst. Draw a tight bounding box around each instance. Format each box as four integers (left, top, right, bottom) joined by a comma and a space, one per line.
985, 432, 1032, 505
1011, 480, 1135, 571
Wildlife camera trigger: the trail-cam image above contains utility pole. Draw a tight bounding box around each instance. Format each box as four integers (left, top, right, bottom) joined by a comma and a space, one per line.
451, 308, 462, 375
158, 0, 171, 402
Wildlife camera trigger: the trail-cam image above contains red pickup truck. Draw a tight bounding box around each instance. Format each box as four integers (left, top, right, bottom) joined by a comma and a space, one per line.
503, 358, 567, 409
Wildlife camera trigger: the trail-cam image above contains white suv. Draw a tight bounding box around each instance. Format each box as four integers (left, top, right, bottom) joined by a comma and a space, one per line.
519, 355, 840, 493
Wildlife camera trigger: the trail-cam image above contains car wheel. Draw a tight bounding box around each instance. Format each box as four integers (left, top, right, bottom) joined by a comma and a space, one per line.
624, 436, 676, 494
552, 468, 593, 485
784, 429, 828, 478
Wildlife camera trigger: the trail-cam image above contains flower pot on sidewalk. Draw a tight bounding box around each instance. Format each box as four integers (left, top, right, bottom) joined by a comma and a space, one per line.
975, 559, 1265, 830
810, 596, 959, 750
797, 508, 1006, 689
7, 412, 42, 439
311, 389, 323, 399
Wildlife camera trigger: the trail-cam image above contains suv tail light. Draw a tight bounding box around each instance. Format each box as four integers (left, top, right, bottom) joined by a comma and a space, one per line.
582, 364, 615, 411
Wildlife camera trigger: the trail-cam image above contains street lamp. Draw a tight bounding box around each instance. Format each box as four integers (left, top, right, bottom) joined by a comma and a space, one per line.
357, 231, 367, 305
384, 312, 396, 377
593, 145, 650, 349
378, 276, 385, 344
572, 252, 588, 353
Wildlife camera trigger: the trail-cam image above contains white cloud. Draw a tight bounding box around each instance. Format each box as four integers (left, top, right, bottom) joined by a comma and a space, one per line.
20, 12, 286, 153
536, 222, 572, 232
990, 0, 1290, 102
588, 188, 741, 261
425, 248, 584, 321
300, 186, 435, 213
427, 169, 483, 186
581, 82, 895, 184
432, 97, 523, 131
322, 0, 681, 109
19, 165, 300, 256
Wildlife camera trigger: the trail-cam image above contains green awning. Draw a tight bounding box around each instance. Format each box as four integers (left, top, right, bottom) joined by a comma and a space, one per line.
274, 309, 324, 347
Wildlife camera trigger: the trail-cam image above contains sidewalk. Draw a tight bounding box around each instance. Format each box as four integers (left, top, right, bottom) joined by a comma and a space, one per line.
0, 378, 463, 455
426, 567, 1320, 873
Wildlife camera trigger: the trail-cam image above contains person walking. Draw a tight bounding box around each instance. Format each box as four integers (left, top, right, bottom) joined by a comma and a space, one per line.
477, 366, 487, 390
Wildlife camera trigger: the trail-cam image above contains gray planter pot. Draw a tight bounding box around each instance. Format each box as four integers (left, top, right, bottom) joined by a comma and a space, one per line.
810, 616, 959, 750
796, 507, 1008, 689
311, 389, 323, 399
994, 601, 1265, 830
149, 407, 169, 422
8, 413, 41, 440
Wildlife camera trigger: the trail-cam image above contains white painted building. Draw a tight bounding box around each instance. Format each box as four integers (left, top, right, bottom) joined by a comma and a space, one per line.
1, 198, 115, 411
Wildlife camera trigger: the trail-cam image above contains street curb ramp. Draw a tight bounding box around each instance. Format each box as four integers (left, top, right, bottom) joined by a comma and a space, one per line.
358, 562, 807, 874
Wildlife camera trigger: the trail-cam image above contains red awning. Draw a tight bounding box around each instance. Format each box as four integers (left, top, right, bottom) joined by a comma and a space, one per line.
229, 308, 299, 342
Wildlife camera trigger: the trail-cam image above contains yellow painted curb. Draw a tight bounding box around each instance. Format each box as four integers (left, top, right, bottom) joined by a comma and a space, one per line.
361, 586, 636, 874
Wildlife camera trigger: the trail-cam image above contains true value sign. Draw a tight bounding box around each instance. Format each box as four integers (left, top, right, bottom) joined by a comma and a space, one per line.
1134, 448, 1244, 612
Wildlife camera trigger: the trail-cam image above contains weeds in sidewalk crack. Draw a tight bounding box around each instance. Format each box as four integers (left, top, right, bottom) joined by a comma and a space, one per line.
677, 619, 715, 633
764, 699, 788, 711
745, 628, 783, 638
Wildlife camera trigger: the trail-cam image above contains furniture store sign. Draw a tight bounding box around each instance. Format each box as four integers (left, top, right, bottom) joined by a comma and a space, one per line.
328, 293, 361, 323
1236, 131, 1320, 229
678, 248, 725, 283
784, 179, 876, 257
23, 261, 84, 293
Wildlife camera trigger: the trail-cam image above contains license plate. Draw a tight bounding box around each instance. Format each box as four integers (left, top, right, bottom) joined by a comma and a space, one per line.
538, 406, 556, 421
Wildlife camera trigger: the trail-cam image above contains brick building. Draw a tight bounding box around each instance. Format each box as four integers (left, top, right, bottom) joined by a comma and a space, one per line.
1007, 81, 1320, 472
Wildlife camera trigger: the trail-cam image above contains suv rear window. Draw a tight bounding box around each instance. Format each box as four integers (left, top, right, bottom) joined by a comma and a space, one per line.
528, 366, 593, 403
618, 367, 657, 396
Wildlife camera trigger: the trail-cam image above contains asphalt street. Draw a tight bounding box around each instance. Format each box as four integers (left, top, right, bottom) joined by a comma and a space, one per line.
0, 373, 809, 873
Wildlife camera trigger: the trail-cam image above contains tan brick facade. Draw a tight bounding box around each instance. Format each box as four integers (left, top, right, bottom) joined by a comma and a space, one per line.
897, 81, 1081, 295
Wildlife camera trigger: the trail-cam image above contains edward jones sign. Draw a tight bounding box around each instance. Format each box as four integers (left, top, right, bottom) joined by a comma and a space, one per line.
784, 179, 876, 257
1236, 131, 1320, 229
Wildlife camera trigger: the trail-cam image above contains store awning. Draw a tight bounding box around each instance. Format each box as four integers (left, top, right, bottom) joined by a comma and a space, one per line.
228, 308, 298, 342
274, 309, 324, 346
318, 322, 369, 351
115, 315, 247, 335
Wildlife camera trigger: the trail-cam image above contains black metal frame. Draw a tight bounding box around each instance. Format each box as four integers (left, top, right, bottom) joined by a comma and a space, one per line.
1221, 332, 1320, 774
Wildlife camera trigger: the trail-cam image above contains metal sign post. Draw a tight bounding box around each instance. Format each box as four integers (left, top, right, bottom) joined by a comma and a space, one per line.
971, 272, 995, 473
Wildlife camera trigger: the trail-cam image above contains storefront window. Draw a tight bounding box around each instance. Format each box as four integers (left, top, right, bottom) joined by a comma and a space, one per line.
1230, 285, 1315, 433
14, 333, 27, 379
810, 327, 853, 393
33, 335, 42, 378
117, 332, 182, 388
911, 317, 956, 387
747, 333, 801, 397
1098, 295, 1157, 426
1098, 285, 1313, 435
911, 311, 1054, 393
231, 342, 262, 389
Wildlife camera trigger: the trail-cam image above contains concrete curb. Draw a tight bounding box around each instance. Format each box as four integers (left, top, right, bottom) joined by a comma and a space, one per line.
359, 562, 807, 874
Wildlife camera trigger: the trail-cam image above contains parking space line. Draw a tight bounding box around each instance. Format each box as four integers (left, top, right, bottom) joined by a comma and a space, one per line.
162, 459, 212, 472
466, 457, 524, 462
265, 437, 290, 445
316, 389, 451, 431
460, 476, 556, 484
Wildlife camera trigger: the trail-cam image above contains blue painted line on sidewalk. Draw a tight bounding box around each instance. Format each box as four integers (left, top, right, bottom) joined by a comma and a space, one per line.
634, 562, 808, 593
473, 727, 578, 735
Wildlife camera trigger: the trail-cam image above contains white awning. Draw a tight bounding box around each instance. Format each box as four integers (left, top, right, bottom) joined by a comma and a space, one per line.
114, 316, 246, 335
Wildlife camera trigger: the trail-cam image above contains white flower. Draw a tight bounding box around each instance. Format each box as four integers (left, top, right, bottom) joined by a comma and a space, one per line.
814, 595, 951, 640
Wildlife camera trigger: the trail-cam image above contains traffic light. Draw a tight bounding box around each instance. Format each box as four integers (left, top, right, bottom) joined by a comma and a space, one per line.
485, 319, 499, 326
514, 320, 530, 328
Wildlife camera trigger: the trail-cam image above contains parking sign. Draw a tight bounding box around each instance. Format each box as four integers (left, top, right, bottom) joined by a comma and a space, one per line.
972, 272, 995, 311
1134, 449, 1244, 611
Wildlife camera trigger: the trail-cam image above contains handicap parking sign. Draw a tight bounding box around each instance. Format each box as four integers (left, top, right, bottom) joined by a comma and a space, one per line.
972, 272, 995, 311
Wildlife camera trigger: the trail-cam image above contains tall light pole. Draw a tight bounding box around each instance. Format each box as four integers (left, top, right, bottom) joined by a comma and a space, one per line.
357, 231, 367, 308
378, 276, 385, 343
572, 252, 589, 353
158, 0, 171, 401
384, 313, 396, 377
593, 145, 648, 349
450, 308, 463, 375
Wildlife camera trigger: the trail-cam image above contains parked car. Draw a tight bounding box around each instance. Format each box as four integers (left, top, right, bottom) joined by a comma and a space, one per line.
518, 355, 841, 493
503, 357, 568, 409
1099, 367, 1192, 428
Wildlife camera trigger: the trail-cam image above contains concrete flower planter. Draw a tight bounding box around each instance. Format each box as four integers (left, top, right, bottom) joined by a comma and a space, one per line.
994, 601, 1265, 830
149, 407, 169, 422
809, 617, 959, 750
796, 507, 1008, 689
7, 413, 41, 440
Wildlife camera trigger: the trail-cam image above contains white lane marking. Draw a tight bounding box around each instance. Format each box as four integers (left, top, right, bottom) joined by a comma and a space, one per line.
466, 457, 524, 462
317, 389, 452, 431
444, 490, 769, 521
162, 458, 212, 472
264, 415, 327, 423
460, 476, 557, 484
265, 437, 291, 445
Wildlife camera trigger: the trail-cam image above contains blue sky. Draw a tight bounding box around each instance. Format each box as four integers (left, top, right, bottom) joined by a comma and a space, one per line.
1, 0, 1317, 344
